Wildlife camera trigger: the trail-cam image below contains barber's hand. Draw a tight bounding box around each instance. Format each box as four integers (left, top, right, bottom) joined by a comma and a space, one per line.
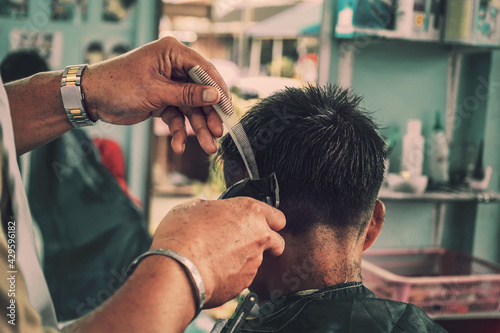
83, 37, 226, 154
151, 197, 286, 308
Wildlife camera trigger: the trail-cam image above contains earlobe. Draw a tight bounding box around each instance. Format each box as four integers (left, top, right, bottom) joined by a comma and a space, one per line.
363, 200, 385, 251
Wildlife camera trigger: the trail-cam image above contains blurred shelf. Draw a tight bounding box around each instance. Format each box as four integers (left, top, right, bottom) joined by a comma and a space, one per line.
337, 27, 438, 43
336, 28, 500, 50
378, 188, 500, 203
378, 187, 500, 247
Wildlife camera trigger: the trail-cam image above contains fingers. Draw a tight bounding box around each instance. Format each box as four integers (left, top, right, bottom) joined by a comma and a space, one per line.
265, 205, 286, 232
181, 106, 217, 154
260, 204, 286, 256
163, 80, 220, 108
266, 231, 286, 257
154, 37, 229, 154
159, 104, 221, 154
226, 197, 286, 257
203, 106, 224, 138
161, 37, 231, 104
159, 80, 223, 154
161, 106, 187, 154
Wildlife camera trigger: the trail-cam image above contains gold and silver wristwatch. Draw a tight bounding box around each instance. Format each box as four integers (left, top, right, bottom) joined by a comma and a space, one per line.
60, 64, 95, 127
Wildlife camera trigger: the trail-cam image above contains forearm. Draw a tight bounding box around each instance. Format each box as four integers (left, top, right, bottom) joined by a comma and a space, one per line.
4, 37, 227, 156
63, 256, 196, 333
4, 71, 73, 155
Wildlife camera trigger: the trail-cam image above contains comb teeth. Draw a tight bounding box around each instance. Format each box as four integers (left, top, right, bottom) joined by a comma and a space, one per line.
192, 66, 234, 117
188, 65, 260, 179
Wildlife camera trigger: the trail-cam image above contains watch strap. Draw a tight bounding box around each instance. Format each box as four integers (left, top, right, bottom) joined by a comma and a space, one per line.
60, 64, 95, 127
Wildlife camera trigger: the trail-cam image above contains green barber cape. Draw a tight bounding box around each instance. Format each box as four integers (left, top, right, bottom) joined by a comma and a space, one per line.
27, 129, 151, 321
238, 283, 447, 333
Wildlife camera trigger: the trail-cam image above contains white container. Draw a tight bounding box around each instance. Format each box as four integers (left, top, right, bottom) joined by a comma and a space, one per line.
395, 0, 414, 38
335, 0, 355, 37
429, 111, 449, 183
402, 119, 425, 177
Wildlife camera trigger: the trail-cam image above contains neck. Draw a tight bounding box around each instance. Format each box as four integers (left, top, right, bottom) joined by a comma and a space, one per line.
251, 225, 364, 300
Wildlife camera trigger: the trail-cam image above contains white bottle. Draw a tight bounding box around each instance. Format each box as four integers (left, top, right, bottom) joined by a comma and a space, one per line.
336, 0, 355, 36
429, 111, 449, 183
402, 119, 425, 177
396, 0, 414, 38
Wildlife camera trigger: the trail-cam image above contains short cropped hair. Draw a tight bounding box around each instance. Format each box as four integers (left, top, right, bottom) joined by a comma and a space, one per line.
217, 85, 386, 235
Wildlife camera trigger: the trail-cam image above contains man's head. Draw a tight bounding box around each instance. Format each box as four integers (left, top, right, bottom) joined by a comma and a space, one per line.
216, 84, 387, 297
217, 84, 386, 234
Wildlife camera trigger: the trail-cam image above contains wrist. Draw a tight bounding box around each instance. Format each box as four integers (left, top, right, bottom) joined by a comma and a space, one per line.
77, 254, 198, 332
127, 249, 205, 319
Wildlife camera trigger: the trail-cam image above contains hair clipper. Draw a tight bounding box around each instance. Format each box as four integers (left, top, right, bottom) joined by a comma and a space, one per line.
219, 173, 279, 208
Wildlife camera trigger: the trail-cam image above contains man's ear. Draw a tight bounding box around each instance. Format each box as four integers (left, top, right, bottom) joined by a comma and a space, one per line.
363, 200, 385, 251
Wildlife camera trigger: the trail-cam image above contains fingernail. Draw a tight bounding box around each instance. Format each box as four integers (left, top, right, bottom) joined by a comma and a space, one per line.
203, 88, 218, 103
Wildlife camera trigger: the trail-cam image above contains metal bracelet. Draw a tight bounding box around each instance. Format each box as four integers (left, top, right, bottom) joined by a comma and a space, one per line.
60, 64, 95, 127
126, 248, 206, 317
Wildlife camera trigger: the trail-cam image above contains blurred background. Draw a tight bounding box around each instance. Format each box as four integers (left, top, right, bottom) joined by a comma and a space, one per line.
1, 1, 500, 332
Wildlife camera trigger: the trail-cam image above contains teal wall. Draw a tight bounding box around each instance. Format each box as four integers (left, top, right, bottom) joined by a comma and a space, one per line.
351, 41, 448, 176
449, 53, 491, 177
351, 41, 449, 249
324, 0, 500, 263
473, 51, 500, 263
0, 1, 138, 70
0, 0, 157, 205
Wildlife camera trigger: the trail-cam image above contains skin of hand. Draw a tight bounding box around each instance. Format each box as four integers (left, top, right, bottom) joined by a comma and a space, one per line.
64, 197, 286, 333
5, 36, 226, 155
83, 36, 226, 154
150, 197, 286, 308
